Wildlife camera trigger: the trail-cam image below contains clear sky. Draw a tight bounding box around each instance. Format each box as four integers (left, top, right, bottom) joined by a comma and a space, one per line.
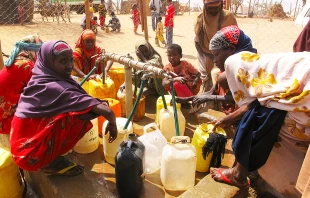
179, 0, 304, 12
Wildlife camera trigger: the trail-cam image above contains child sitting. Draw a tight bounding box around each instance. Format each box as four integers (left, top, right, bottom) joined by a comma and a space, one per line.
155, 17, 166, 47
162, 44, 202, 97
131, 4, 140, 34
107, 11, 121, 32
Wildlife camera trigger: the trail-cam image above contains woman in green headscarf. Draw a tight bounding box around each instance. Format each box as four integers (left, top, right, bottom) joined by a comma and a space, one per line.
134, 40, 164, 95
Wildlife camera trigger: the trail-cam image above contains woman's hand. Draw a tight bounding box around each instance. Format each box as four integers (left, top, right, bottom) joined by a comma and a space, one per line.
192, 94, 214, 107
208, 117, 231, 132
162, 77, 171, 88
105, 122, 118, 143
174, 77, 186, 84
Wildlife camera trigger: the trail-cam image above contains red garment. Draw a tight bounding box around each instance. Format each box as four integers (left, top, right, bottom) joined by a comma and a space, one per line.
132, 8, 140, 32
99, 15, 105, 26
164, 61, 202, 95
73, 30, 103, 75
0, 59, 34, 134
164, 3, 174, 28
173, 81, 194, 97
10, 107, 93, 171
293, 20, 310, 52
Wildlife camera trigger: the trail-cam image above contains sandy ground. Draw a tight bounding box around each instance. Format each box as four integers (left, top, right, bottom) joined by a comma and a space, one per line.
0, 12, 304, 67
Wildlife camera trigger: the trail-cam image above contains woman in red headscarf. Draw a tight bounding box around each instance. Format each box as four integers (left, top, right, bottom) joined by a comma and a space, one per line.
72, 30, 113, 79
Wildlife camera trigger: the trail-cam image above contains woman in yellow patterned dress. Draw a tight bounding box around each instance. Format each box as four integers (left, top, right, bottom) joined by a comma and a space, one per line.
209, 51, 310, 197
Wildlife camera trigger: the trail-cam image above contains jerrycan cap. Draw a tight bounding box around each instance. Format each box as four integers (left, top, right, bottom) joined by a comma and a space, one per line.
199, 123, 226, 135
170, 136, 190, 144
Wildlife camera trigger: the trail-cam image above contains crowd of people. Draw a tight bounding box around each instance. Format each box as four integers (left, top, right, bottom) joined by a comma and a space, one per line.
0, 0, 310, 197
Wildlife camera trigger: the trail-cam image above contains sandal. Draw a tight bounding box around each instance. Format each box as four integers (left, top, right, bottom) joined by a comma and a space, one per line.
213, 168, 250, 188
43, 156, 84, 177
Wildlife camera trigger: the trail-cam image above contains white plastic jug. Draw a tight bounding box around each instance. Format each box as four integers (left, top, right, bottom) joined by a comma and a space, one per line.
138, 123, 167, 174
159, 106, 186, 142
160, 136, 196, 191
73, 118, 99, 154
103, 118, 133, 165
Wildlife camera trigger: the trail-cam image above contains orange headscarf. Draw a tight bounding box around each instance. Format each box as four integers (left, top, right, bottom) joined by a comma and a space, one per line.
73, 30, 102, 75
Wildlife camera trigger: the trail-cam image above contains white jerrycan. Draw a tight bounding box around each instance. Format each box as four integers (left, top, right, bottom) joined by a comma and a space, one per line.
159, 106, 186, 141
73, 118, 99, 154
138, 123, 167, 174
103, 117, 133, 165
160, 136, 197, 191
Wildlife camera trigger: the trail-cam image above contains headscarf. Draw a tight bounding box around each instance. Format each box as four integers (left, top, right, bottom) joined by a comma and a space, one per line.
15, 40, 101, 119
293, 20, 310, 52
73, 30, 102, 74
4, 34, 43, 67
135, 40, 163, 67
209, 25, 257, 53
194, 2, 237, 55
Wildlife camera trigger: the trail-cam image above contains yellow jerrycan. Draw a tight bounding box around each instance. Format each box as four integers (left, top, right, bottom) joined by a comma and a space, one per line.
156, 95, 181, 124
191, 123, 226, 172
89, 76, 116, 99
72, 76, 89, 93
0, 148, 25, 198
108, 63, 125, 91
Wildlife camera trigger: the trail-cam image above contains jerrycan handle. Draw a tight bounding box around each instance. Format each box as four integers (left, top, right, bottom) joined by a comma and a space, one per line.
143, 123, 159, 135
126, 140, 133, 149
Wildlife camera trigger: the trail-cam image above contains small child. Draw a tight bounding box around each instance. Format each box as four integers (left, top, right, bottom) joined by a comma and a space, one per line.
107, 11, 121, 32
131, 4, 140, 34
155, 17, 166, 47
162, 44, 202, 97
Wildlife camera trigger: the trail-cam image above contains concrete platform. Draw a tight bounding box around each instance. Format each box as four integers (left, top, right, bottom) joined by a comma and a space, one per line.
22, 94, 240, 198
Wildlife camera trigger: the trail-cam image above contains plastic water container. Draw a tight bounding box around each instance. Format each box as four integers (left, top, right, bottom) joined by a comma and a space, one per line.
159, 106, 186, 141
138, 123, 167, 174
192, 123, 226, 172
108, 64, 125, 91
88, 77, 116, 99
116, 88, 146, 121
73, 118, 99, 154
0, 147, 25, 198
115, 133, 145, 198
97, 98, 121, 136
102, 118, 133, 165
71, 76, 89, 93
160, 136, 196, 191
0, 133, 10, 149
156, 95, 181, 124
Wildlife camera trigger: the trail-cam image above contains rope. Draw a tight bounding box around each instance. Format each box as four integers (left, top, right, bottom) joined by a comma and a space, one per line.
123, 79, 146, 130
4, 41, 42, 67
155, 78, 167, 109
170, 81, 180, 136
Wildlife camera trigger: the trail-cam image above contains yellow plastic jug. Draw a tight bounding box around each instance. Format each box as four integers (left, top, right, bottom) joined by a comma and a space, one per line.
0, 133, 10, 149
102, 118, 133, 165
71, 76, 89, 93
88, 77, 116, 99
108, 64, 125, 91
73, 119, 99, 154
160, 136, 196, 191
191, 123, 226, 172
159, 106, 186, 142
156, 95, 181, 124
0, 148, 25, 198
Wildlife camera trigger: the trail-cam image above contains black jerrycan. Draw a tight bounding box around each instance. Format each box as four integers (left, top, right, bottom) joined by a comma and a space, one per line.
115, 133, 145, 198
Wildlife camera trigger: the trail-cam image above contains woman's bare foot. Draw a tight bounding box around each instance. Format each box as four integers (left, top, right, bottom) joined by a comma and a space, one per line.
210, 167, 249, 188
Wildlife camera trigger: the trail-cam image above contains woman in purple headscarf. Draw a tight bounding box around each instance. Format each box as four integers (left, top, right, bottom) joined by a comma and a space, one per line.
10, 40, 118, 176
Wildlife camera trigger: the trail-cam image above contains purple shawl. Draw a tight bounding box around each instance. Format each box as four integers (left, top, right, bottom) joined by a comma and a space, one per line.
15, 40, 101, 119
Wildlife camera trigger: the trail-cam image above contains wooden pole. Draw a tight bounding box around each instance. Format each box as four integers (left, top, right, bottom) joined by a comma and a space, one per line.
0, 40, 4, 71
125, 67, 133, 118
293, 0, 298, 20
85, 0, 90, 29
248, 0, 252, 16
140, 0, 148, 41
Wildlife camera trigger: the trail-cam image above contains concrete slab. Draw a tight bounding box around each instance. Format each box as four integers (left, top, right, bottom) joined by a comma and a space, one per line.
23, 94, 238, 198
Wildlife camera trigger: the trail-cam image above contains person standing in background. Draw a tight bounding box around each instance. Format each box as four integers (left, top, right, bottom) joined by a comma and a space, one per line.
164, 0, 174, 47
149, 0, 162, 31
98, 0, 107, 30
18, 1, 25, 25
194, 0, 237, 92
131, 4, 140, 35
